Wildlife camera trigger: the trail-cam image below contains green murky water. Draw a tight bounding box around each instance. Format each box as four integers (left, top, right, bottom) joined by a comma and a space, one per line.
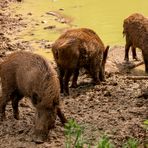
11, 0, 148, 72
12, 0, 148, 45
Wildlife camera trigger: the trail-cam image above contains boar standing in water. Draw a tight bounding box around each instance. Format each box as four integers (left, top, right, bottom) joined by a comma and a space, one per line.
0, 51, 67, 143
123, 13, 148, 72
52, 28, 109, 95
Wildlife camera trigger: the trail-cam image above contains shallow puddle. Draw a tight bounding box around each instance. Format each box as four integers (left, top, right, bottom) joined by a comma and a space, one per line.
12, 0, 148, 44
11, 0, 148, 63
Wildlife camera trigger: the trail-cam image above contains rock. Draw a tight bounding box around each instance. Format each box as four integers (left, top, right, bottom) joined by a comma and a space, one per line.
59, 8, 64, 11
27, 12, 32, 16
43, 25, 56, 30
46, 11, 58, 17
55, 18, 67, 23
18, 17, 23, 21
138, 89, 148, 99
104, 91, 112, 96
17, 0, 22, 2
44, 44, 51, 49
41, 20, 47, 24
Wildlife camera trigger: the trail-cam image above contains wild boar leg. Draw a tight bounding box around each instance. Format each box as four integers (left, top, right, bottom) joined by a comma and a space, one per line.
0, 99, 6, 121
12, 97, 19, 120
99, 66, 105, 81
142, 51, 148, 73
57, 107, 67, 124
64, 69, 73, 95
124, 43, 131, 62
131, 46, 138, 60
71, 68, 79, 88
0, 93, 11, 121
59, 66, 65, 93
12, 93, 23, 120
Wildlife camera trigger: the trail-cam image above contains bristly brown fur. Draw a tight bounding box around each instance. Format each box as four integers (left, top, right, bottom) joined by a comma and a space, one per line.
123, 13, 148, 72
52, 28, 109, 95
0, 51, 67, 142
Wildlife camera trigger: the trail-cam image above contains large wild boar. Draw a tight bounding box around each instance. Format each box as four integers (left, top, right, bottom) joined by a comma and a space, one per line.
123, 13, 148, 72
0, 51, 67, 143
52, 28, 109, 95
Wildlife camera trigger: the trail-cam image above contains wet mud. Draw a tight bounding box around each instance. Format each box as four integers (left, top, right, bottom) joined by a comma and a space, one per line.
0, 1, 147, 147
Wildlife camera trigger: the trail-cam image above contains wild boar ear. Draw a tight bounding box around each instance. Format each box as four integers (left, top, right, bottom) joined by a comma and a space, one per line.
32, 92, 41, 105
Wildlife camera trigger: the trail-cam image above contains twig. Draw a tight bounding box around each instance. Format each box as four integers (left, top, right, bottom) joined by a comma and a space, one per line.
126, 76, 148, 80
128, 61, 144, 69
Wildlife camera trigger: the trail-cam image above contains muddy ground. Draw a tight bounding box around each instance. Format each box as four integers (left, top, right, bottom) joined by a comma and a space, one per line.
0, 1, 148, 148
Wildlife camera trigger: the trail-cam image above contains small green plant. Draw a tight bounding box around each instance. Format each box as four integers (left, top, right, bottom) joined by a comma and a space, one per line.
144, 120, 148, 131
64, 120, 142, 148
122, 138, 139, 148
96, 135, 115, 148
143, 120, 148, 148
64, 119, 85, 148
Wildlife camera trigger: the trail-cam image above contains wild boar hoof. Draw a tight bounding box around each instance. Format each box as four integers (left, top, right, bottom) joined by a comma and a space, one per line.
64, 91, 69, 96
70, 83, 78, 88
14, 114, 19, 120
133, 57, 140, 61
124, 58, 129, 63
95, 81, 100, 85
32, 136, 45, 144
64, 93, 69, 96
0, 114, 6, 121
146, 69, 148, 74
60, 89, 64, 93
62, 118, 68, 125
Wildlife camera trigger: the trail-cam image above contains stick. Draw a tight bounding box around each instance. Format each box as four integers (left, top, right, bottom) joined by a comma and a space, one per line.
128, 61, 144, 69
126, 76, 148, 80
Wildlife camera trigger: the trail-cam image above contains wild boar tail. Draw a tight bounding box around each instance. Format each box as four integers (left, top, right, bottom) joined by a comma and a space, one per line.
123, 30, 125, 37
102, 45, 109, 68
51, 44, 59, 61
123, 22, 127, 38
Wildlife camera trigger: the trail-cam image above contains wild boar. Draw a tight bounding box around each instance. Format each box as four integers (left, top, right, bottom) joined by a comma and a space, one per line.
52, 28, 109, 95
0, 51, 67, 143
123, 13, 148, 72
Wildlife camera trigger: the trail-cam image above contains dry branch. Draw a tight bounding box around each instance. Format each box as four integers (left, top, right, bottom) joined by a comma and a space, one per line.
126, 75, 148, 80
128, 61, 144, 69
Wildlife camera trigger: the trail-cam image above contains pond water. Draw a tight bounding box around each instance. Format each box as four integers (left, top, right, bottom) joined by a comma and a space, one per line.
12, 0, 148, 46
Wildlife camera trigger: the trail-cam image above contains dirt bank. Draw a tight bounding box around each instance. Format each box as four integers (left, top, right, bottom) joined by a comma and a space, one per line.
0, 1, 147, 148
